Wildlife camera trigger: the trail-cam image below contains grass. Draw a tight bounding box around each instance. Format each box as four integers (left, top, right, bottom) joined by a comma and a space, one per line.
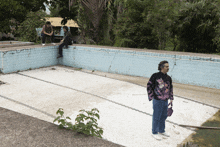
181, 110, 220, 147
74, 68, 82, 71
212, 52, 220, 55
191, 110, 220, 147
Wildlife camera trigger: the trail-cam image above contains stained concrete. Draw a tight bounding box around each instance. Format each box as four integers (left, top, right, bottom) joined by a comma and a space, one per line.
0, 66, 219, 147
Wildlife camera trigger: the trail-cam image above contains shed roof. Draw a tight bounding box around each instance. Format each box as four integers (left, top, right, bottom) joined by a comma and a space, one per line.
45, 17, 79, 27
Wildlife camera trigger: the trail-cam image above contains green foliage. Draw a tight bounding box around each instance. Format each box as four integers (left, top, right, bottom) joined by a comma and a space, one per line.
0, 0, 47, 33
53, 108, 103, 138
77, 2, 94, 44
113, 0, 158, 49
174, 0, 220, 53
144, 0, 182, 50
16, 11, 46, 42
48, 0, 220, 53
97, 1, 115, 46
49, 0, 90, 43
49, 4, 61, 17
49, 0, 79, 25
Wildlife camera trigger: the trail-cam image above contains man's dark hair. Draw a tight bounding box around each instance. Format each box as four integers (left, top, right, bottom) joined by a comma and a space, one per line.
63, 26, 68, 31
158, 60, 168, 71
46, 21, 51, 25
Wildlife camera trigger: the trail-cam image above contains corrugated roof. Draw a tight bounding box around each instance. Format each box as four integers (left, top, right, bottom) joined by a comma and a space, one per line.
45, 17, 79, 27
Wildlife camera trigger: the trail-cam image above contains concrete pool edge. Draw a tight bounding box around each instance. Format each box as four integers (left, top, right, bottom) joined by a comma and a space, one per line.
0, 44, 220, 89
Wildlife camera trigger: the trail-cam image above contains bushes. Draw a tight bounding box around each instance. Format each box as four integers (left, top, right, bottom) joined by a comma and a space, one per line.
15, 11, 46, 42
113, 0, 158, 49
174, 0, 220, 53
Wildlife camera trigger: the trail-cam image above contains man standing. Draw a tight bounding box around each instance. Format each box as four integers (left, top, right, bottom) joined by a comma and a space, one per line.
41, 21, 55, 46
57, 26, 72, 58
147, 60, 173, 140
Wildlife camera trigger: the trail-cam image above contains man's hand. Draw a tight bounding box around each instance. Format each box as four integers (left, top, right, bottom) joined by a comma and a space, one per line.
50, 31, 53, 36
170, 100, 173, 103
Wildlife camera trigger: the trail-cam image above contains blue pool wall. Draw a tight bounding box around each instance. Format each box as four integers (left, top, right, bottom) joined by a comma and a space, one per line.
1, 45, 220, 89
0, 46, 58, 73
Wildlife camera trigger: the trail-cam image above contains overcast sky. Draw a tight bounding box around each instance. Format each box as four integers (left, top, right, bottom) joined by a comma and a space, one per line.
45, 2, 50, 14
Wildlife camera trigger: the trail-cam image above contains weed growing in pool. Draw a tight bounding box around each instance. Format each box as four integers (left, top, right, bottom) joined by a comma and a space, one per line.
75, 68, 82, 71
53, 108, 103, 138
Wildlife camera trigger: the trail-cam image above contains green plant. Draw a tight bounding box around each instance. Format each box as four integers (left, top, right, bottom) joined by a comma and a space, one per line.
75, 68, 82, 71
53, 108, 103, 138
113, 0, 159, 49
173, 0, 220, 53
0, 0, 48, 34
15, 10, 47, 42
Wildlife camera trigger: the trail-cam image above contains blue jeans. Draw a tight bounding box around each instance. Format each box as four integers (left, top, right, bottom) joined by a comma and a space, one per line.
58, 36, 72, 56
58, 42, 68, 56
152, 99, 168, 134
41, 33, 54, 43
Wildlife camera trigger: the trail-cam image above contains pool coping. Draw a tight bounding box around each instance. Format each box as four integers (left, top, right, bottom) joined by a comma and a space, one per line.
0, 43, 220, 59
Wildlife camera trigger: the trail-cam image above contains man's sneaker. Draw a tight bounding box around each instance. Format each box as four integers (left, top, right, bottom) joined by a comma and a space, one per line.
159, 132, 170, 137
51, 43, 56, 45
152, 134, 162, 140
42, 44, 45, 46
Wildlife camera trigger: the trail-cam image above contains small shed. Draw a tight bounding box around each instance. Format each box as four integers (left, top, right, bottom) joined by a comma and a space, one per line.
44, 17, 79, 28
37, 17, 79, 41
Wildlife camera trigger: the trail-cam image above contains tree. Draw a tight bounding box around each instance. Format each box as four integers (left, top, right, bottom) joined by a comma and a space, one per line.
50, 0, 111, 44
144, 0, 181, 50
50, 0, 80, 25
49, 4, 61, 17
174, 0, 220, 53
16, 11, 47, 42
113, 0, 158, 49
81, 0, 110, 43
0, 0, 47, 33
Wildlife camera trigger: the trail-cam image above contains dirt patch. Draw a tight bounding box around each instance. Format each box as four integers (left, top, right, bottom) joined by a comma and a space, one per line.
0, 81, 5, 85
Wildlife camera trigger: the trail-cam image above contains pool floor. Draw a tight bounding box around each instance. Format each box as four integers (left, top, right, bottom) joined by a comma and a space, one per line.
0, 66, 218, 147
